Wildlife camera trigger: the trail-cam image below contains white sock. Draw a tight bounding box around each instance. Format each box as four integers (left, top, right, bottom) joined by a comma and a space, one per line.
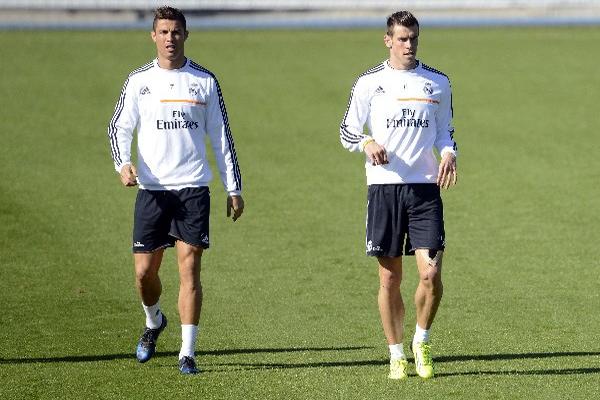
413, 323, 430, 345
389, 343, 405, 360
179, 324, 199, 360
142, 302, 162, 329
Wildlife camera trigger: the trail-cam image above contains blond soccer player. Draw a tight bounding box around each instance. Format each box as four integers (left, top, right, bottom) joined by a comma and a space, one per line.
340, 11, 458, 380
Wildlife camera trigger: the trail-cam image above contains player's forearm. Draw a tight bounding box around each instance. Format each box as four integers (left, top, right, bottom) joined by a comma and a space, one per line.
340, 124, 370, 152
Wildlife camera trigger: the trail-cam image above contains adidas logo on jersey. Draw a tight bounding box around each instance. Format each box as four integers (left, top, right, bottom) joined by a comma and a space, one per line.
140, 86, 151, 95
374, 86, 386, 95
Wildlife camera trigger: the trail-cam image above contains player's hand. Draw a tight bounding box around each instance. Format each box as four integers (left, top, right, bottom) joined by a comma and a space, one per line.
120, 164, 138, 187
227, 195, 244, 222
364, 141, 389, 166
437, 153, 457, 189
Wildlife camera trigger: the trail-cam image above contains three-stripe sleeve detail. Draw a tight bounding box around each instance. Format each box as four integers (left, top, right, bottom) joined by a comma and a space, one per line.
107, 78, 128, 165
340, 63, 384, 145
189, 61, 242, 192
422, 63, 458, 152
107, 61, 153, 166
421, 63, 448, 79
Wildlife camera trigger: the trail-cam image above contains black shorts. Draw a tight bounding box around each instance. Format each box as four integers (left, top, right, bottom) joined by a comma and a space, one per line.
366, 184, 445, 257
132, 187, 210, 253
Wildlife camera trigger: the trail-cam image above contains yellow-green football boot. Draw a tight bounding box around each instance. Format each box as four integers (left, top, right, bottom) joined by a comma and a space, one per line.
412, 342, 434, 379
388, 358, 409, 380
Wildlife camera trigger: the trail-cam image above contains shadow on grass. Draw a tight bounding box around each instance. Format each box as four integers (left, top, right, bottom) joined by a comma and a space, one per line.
209, 351, 600, 376
436, 367, 600, 377
210, 362, 600, 377
0, 345, 372, 365
435, 351, 600, 363
2, 349, 599, 377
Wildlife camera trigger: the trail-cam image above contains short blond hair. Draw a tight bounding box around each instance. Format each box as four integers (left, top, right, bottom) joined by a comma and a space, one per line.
386, 11, 419, 36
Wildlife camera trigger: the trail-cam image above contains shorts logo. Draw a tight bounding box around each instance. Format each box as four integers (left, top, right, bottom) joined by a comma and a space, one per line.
366, 240, 382, 253
134, 241, 145, 248
201, 234, 209, 245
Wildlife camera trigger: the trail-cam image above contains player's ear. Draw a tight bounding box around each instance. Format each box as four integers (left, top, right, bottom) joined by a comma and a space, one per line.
184, 30, 189, 41
151, 30, 157, 43
384, 34, 392, 49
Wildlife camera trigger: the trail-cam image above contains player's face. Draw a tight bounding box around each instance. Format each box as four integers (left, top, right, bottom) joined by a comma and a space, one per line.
151, 19, 188, 65
385, 24, 419, 70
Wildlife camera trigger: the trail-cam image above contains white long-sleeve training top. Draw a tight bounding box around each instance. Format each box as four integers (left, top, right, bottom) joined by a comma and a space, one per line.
340, 60, 457, 185
108, 58, 242, 194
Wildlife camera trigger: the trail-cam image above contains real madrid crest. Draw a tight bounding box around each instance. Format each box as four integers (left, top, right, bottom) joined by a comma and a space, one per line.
189, 82, 200, 96
423, 82, 433, 95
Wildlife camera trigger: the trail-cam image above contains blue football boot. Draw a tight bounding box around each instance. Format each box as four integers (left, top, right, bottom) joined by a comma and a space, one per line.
178, 356, 199, 375
135, 313, 167, 363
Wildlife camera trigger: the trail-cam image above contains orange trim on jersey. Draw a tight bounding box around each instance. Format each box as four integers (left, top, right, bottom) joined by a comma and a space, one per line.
160, 99, 206, 105
396, 98, 439, 104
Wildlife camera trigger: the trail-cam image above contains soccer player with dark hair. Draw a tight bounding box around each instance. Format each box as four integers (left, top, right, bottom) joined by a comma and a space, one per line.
108, 6, 244, 375
340, 11, 457, 380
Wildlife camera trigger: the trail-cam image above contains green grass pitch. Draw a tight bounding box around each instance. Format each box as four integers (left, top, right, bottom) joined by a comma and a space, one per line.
0, 26, 599, 399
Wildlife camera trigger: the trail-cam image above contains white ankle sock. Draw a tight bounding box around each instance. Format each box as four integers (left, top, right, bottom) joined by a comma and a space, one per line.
179, 324, 199, 360
413, 323, 430, 345
142, 302, 162, 329
389, 343, 406, 360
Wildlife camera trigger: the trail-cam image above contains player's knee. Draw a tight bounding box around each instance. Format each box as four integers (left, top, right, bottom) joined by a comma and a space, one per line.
379, 268, 402, 289
134, 260, 159, 284
135, 267, 155, 284
419, 269, 443, 296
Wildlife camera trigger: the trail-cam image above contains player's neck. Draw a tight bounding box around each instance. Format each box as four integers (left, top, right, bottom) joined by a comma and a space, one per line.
157, 55, 186, 70
388, 57, 417, 71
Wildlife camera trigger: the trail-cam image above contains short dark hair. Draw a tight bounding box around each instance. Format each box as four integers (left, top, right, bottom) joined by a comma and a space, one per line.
153, 6, 187, 32
386, 11, 419, 36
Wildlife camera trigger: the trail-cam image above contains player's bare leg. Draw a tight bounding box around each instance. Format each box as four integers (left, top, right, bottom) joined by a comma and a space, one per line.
414, 249, 443, 329
176, 241, 203, 324
378, 256, 408, 379
377, 256, 405, 344
176, 241, 203, 374
412, 248, 443, 379
134, 249, 165, 307
134, 249, 167, 363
